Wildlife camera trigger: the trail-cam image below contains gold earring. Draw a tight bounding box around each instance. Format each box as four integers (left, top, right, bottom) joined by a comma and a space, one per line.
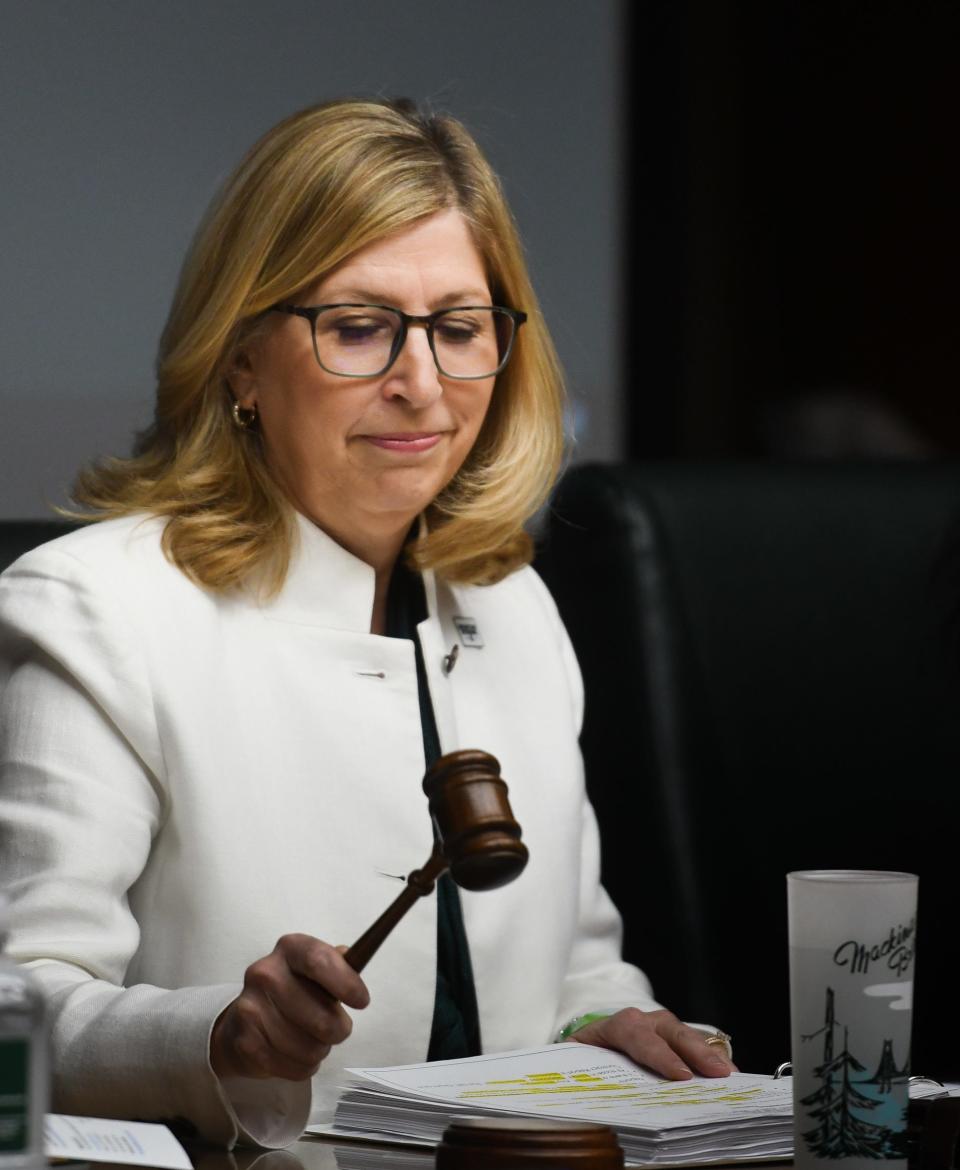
232, 401, 258, 431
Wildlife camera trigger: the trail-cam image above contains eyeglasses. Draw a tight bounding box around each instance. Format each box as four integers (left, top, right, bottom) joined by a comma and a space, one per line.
269, 302, 527, 380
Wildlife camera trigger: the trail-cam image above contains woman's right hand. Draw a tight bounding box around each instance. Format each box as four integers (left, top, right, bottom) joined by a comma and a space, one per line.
210, 933, 370, 1081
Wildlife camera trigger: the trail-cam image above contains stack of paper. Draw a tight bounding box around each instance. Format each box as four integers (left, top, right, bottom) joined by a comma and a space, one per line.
331, 1147, 433, 1170
322, 1044, 798, 1165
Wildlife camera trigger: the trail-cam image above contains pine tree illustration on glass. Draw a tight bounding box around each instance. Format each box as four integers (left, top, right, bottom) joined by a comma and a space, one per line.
800, 989, 902, 1159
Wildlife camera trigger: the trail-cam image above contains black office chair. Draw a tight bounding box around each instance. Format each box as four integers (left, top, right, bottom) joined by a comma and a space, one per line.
538, 461, 960, 1078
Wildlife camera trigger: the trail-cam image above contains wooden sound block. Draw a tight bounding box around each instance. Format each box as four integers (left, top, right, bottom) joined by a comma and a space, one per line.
436, 1116, 624, 1168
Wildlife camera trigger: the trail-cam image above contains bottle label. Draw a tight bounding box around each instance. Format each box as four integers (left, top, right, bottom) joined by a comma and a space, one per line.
0, 1038, 29, 1152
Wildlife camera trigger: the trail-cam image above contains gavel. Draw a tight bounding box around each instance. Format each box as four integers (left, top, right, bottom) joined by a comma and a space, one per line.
343, 749, 528, 972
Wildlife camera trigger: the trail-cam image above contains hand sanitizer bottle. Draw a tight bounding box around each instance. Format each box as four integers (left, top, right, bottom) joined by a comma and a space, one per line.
0, 895, 47, 1170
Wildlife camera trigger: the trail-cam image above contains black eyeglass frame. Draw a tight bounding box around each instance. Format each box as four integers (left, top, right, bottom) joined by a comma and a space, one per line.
269, 302, 527, 381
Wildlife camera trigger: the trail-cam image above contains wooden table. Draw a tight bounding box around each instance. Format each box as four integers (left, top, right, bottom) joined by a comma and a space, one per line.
65, 1134, 794, 1170
179, 1136, 793, 1170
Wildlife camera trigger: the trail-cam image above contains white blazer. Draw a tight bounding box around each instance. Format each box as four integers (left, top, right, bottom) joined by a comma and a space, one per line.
0, 513, 659, 1146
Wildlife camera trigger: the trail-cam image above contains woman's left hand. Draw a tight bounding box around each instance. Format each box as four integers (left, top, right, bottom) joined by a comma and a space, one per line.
570, 1008, 737, 1079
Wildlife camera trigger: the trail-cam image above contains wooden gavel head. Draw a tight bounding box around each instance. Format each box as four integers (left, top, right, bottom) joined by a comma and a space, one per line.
344, 748, 529, 972
422, 749, 529, 891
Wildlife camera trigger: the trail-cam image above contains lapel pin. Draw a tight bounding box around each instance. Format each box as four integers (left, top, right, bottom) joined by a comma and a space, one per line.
453, 616, 484, 648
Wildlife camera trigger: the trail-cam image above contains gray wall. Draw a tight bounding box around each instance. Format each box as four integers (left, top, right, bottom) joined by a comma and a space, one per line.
1, 0, 624, 518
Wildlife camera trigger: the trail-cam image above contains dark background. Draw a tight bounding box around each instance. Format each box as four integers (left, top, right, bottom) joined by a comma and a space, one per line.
628, 0, 960, 461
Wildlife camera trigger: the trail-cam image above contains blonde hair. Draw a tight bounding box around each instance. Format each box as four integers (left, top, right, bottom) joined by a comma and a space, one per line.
73, 99, 566, 592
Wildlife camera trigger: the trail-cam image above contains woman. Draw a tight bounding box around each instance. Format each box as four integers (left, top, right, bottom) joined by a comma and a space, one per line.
0, 99, 732, 1148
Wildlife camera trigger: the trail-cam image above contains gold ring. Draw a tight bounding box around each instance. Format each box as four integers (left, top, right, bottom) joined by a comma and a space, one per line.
705, 1031, 733, 1058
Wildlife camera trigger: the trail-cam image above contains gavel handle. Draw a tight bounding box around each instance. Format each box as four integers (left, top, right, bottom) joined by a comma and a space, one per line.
343, 849, 449, 973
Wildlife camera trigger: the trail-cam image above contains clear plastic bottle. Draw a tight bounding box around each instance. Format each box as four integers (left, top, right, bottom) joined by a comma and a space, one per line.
0, 895, 47, 1170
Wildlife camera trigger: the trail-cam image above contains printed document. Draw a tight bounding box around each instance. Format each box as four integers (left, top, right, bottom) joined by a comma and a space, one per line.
316, 1043, 796, 1164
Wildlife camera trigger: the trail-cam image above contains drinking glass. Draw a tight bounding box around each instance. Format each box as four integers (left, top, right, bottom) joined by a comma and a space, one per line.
788, 870, 918, 1170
